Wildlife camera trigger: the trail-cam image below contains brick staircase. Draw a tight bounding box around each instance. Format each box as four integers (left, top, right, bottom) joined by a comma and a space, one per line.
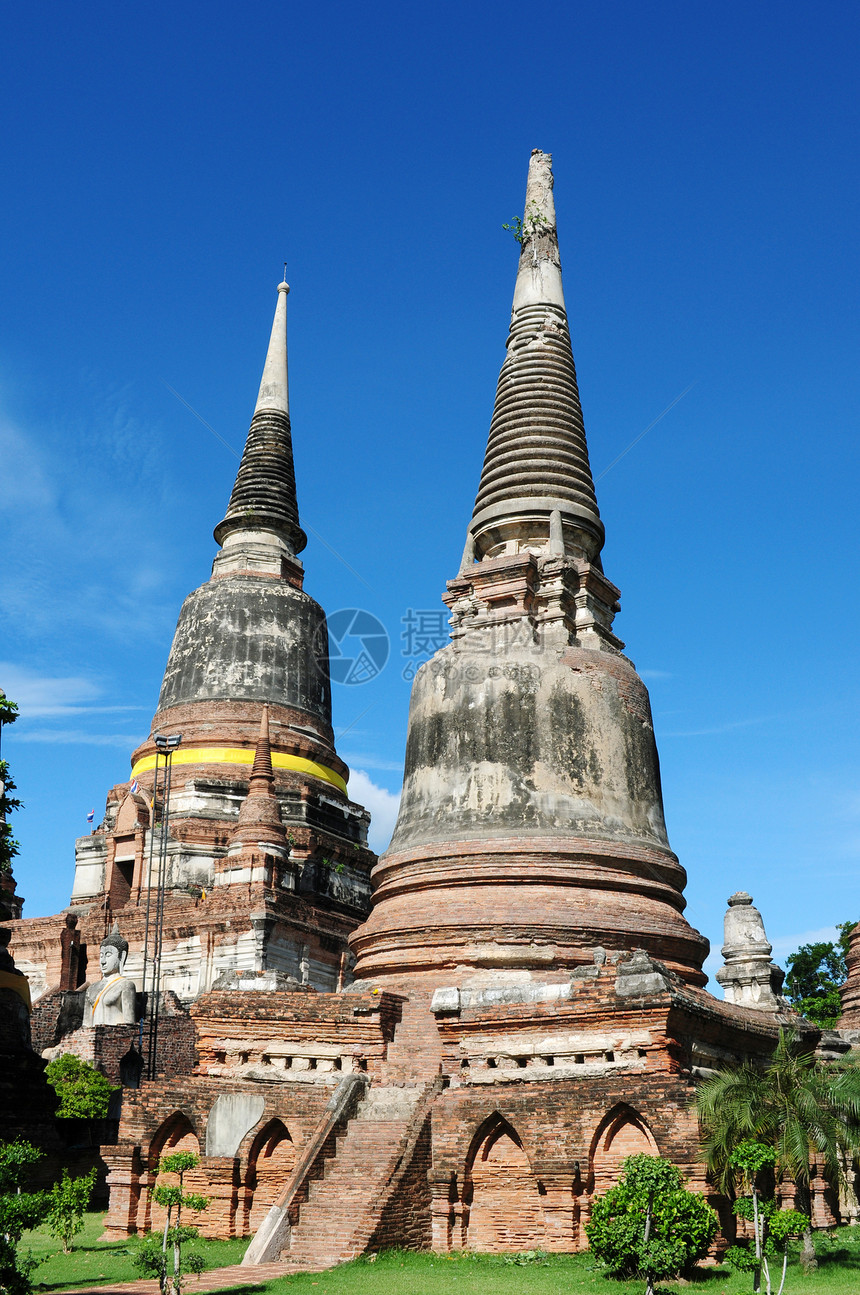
377, 985, 444, 1084
281, 1082, 434, 1267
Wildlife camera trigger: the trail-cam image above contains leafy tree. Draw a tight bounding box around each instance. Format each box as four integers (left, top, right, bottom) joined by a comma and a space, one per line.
695, 1029, 860, 1274
585, 1154, 718, 1295
44, 1054, 118, 1119
0, 692, 21, 876
0, 1140, 50, 1295
726, 1139, 775, 1292
133, 1152, 209, 1295
47, 1167, 97, 1253
785, 923, 857, 1027
726, 1171, 807, 1295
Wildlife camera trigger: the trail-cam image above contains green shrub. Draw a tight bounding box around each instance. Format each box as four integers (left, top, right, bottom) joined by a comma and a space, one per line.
585, 1154, 717, 1291
0, 1140, 50, 1295
47, 1167, 97, 1253
44, 1053, 117, 1119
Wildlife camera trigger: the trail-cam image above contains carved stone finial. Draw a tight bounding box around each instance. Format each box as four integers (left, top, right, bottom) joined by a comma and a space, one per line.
716, 891, 787, 1011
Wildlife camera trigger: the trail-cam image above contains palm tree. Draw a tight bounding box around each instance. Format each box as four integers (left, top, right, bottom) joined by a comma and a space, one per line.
694, 1030, 860, 1273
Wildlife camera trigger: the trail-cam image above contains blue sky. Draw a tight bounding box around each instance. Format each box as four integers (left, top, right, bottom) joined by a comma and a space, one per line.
1, 1, 858, 986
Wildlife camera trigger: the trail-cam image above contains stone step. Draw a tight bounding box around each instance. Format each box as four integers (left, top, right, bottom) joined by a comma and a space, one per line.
285, 1084, 431, 1265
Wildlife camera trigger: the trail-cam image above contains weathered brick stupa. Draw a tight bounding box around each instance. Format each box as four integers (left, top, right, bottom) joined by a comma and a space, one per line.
90, 153, 839, 1267
350, 149, 710, 993
6, 281, 375, 1006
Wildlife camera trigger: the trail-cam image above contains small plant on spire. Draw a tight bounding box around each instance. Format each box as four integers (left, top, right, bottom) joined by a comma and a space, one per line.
503, 201, 549, 247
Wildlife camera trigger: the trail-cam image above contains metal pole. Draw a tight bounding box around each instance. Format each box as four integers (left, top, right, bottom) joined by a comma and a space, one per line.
149, 750, 173, 1078
145, 733, 181, 1081
138, 749, 162, 1056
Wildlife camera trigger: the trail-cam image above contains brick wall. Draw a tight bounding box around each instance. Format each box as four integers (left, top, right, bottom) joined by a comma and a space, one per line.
104, 1075, 336, 1240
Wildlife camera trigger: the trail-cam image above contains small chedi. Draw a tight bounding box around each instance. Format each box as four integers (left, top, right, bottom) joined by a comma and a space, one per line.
3, 149, 859, 1265
716, 892, 790, 1012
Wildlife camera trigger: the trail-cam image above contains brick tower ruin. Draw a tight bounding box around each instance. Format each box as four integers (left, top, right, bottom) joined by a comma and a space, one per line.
351, 148, 709, 994
7, 280, 375, 1006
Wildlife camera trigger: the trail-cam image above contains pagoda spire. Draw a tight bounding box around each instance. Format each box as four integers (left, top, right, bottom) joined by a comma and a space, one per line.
228, 706, 289, 854
213, 280, 306, 556
350, 150, 709, 992
254, 280, 289, 415
469, 150, 603, 565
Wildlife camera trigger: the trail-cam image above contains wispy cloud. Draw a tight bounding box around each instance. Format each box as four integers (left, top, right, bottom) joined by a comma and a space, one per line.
639, 669, 673, 681
0, 407, 179, 645
341, 751, 403, 773
0, 662, 147, 720
0, 662, 103, 716
14, 729, 140, 748
347, 770, 401, 854
768, 926, 840, 962
661, 715, 776, 738
0, 421, 57, 512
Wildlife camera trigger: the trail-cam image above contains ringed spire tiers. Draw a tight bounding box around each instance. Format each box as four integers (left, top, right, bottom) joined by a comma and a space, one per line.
351, 151, 709, 990
133, 278, 350, 802
57, 274, 375, 1005
213, 280, 306, 556
468, 150, 603, 566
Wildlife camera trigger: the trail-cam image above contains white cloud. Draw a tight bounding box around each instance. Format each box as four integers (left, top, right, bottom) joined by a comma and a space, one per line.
0, 663, 103, 716
14, 728, 138, 747
0, 420, 57, 513
768, 926, 839, 962
661, 715, 774, 738
347, 769, 401, 855
639, 669, 673, 681
341, 751, 404, 773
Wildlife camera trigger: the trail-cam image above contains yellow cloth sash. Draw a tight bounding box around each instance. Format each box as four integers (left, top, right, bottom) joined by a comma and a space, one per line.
130, 746, 347, 794
90, 973, 124, 1014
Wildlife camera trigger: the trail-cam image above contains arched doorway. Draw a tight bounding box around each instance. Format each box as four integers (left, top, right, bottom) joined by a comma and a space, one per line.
464, 1115, 545, 1251
144, 1112, 208, 1234
245, 1119, 295, 1234
588, 1105, 659, 1199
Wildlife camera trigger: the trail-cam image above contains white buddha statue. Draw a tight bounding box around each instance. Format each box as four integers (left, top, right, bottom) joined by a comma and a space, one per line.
83, 923, 137, 1026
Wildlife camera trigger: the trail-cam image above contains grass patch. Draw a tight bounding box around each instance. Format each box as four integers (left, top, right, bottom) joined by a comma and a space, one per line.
17, 1217, 860, 1295
210, 1230, 860, 1295
22, 1210, 248, 1290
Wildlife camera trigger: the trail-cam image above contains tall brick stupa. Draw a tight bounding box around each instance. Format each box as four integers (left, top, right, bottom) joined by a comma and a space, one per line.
7, 281, 375, 1001
351, 150, 710, 991
10, 154, 839, 1266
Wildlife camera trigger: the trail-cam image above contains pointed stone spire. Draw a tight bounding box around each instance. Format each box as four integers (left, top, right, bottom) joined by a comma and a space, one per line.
352, 151, 709, 991
213, 281, 306, 556
255, 282, 290, 414
470, 150, 603, 564
229, 706, 289, 854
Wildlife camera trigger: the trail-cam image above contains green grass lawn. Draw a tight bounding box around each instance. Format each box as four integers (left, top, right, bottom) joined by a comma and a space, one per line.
238, 1232, 860, 1295
19, 1215, 860, 1295
24, 1211, 248, 1290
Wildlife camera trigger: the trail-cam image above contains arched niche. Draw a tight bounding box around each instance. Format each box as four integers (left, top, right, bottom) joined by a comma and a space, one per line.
109, 793, 148, 908
463, 1113, 545, 1251
145, 1111, 208, 1233
245, 1119, 295, 1234
115, 792, 149, 835
588, 1104, 658, 1198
